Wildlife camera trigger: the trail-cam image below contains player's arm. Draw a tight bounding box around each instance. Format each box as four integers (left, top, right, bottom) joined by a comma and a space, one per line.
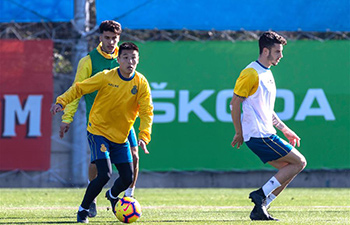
272, 112, 300, 147
60, 56, 92, 138
230, 68, 259, 149
137, 77, 154, 154
62, 56, 92, 123
51, 72, 105, 114
230, 94, 244, 149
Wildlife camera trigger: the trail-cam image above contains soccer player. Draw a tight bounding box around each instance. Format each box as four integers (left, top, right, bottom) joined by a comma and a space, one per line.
51, 42, 153, 223
58, 20, 140, 217
230, 31, 307, 221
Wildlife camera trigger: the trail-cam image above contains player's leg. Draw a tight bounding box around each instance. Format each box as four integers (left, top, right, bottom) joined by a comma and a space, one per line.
125, 127, 138, 197
88, 163, 97, 181
105, 162, 133, 213
263, 148, 306, 207
247, 135, 306, 220
77, 132, 113, 222
88, 163, 98, 218
245, 135, 294, 220
268, 148, 306, 187
87, 136, 99, 218
81, 159, 113, 208
105, 141, 133, 214
264, 176, 294, 208
78, 159, 112, 223
127, 146, 139, 192
264, 149, 306, 199
112, 162, 134, 196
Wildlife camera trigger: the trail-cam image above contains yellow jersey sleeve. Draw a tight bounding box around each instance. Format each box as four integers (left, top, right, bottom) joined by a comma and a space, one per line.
61, 55, 92, 123
56, 71, 105, 108
137, 76, 154, 144
233, 67, 259, 98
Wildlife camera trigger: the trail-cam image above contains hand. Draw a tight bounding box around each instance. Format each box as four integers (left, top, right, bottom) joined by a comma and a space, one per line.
59, 122, 70, 138
282, 128, 301, 147
50, 104, 63, 115
231, 133, 244, 149
138, 139, 149, 154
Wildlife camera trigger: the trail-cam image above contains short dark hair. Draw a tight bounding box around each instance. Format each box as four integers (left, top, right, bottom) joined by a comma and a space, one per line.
259, 31, 287, 54
118, 42, 139, 56
99, 20, 122, 35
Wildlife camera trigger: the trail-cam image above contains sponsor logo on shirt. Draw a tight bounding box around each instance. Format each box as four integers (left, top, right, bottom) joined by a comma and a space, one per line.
108, 83, 119, 88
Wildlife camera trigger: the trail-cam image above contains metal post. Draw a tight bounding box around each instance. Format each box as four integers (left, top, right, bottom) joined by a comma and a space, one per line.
71, 0, 90, 186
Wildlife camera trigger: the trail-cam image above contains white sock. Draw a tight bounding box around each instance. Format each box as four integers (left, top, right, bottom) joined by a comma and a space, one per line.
124, 187, 135, 197
264, 193, 277, 207
79, 205, 89, 212
262, 176, 281, 197
109, 189, 117, 199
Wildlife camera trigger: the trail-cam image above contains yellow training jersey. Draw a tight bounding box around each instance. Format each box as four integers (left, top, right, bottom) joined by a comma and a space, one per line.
233, 67, 259, 98
56, 67, 153, 144
61, 43, 119, 124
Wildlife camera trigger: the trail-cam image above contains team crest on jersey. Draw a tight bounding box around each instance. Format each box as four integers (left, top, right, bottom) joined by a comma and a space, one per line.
131, 85, 138, 95
100, 144, 107, 152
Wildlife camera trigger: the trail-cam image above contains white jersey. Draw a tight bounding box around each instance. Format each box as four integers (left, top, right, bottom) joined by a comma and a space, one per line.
234, 61, 276, 141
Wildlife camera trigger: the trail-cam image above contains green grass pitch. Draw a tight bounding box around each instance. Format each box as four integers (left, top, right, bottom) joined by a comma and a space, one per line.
0, 188, 349, 224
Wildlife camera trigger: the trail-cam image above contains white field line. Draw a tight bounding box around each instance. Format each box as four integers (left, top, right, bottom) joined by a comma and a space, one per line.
0, 205, 349, 210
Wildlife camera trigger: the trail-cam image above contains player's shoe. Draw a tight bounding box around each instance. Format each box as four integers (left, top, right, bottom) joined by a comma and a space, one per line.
88, 202, 97, 218
105, 190, 120, 214
77, 210, 89, 223
249, 188, 269, 220
250, 206, 279, 221
249, 206, 260, 220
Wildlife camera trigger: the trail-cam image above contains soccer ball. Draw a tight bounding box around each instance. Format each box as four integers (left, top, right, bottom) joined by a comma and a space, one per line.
115, 197, 142, 223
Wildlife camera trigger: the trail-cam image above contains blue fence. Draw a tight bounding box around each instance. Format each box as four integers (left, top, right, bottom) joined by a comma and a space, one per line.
1, 0, 349, 31
0, 0, 73, 22
96, 0, 350, 31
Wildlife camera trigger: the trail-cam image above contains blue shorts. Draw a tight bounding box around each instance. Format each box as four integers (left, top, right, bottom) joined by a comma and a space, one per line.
87, 132, 133, 164
245, 134, 293, 163
128, 127, 137, 147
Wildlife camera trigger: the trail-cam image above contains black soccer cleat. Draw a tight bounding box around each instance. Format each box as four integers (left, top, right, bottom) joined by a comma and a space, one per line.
88, 202, 97, 218
249, 188, 266, 206
249, 188, 269, 220
105, 190, 120, 214
249, 206, 260, 220
77, 210, 89, 223
250, 206, 279, 221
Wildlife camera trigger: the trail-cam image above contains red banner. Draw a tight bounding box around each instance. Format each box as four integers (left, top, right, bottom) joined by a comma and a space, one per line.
0, 40, 53, 171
